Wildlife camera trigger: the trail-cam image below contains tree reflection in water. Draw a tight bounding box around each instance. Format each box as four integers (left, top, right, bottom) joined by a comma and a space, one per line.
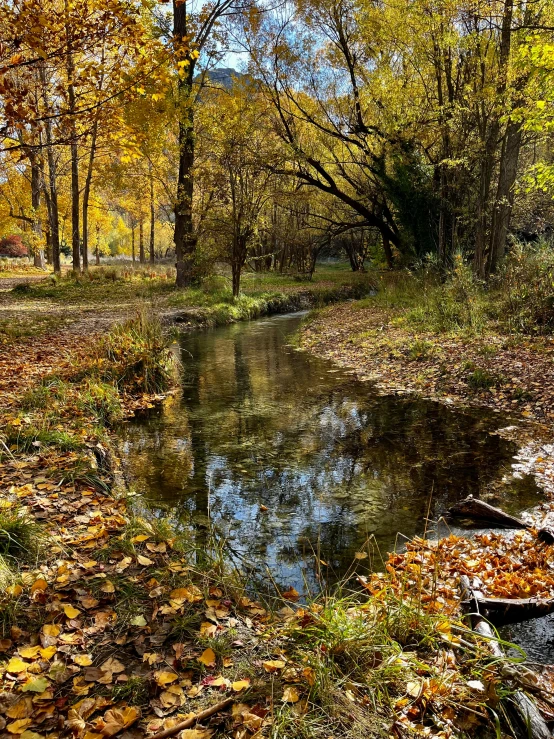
118, 313, 540, 594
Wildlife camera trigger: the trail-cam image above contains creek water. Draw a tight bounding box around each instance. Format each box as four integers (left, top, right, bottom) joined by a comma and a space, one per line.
117, 311, 542, 601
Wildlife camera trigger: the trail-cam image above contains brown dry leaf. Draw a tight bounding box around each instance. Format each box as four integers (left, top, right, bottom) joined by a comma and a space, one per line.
198, 648, 216, 667
100, 657, 125, 674
97, 706, 140, 736
180, 731, 213, 739
281, 587, 300, 602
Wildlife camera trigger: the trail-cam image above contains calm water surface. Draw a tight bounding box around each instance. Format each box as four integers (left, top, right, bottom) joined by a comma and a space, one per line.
118, 312, 539, 595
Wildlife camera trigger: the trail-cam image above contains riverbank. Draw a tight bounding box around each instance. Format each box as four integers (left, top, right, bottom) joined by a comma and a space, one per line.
0, 269, 553, 738
0, 308, 515, 739
0, 264, 372, 341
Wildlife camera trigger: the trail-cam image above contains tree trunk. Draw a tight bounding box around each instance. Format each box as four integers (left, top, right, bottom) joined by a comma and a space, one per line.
381, 231, 393, 269
149, 163, 155, 264
173, 1, 197, 287
82, 118, 99, 273
66, 3, 80, 272
40, 66, 61, 274
29, 151, 45, 269
131, 225, 136, 265
95, 223, 100, 266
488, 119, 523, 274
139, 218, 145, 264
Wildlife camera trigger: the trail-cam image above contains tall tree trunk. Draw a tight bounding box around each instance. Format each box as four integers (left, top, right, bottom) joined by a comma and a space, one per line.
149, 162, 155, 264
131, 225, 136, 265
95, 222, 100, 266
488, 119, 522, 273
381, 231, 393, 269
29, 151, 45, 269
483, 0, 514, 276
139, 218, 145, 264
473, 129, 498, 278
66, 2, 80, 271
40, 65, 61, 274
173, 1, 197, 287
82, 120, 98, 273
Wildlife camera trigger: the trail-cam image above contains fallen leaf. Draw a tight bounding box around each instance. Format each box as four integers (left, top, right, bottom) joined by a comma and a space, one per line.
263, 660, 286, 672
198, 648, 216, 667
282, 686, 300, 703
63, 604, 81, 619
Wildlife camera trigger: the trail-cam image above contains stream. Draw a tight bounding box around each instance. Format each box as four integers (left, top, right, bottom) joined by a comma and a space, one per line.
117, 312, 544, 599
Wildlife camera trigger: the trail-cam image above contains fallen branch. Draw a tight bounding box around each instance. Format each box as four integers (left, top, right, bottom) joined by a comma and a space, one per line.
449, 495, 554, 544
460, 575, 551, 739
149, 697, 234, 739
461, 593, 554, 626
449, 496, 527, 529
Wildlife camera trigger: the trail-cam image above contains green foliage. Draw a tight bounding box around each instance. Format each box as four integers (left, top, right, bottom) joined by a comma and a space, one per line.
492, 243, 554, 334
99, 310, 175, 394
77, 379, 123, 424
467, 368, 503, 391
406, 339, 435, 361
0, 507, 45, 559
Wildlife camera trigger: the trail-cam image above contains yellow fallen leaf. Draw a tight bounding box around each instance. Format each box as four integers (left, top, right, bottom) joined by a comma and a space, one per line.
198, 648, 216, 667
282, 685, 300, 703
39, 646, 56, 660
263, 659, 286, 672
100, 581, 115, 594
74, 655, 93, 666
7, 718, 32, 734
18, 646, 41, 659
154, 671, 178, 686
63, 604, 81, 619
232, 679, 250, 692
131, 534, 149, 543
42, 625, 60, 637
137, 555, 153, 566
200, 622, 217, 638
7, 585, 23, 597
30, 579, 48, 593
6, 699, 32, 719
6, 657, 28, 673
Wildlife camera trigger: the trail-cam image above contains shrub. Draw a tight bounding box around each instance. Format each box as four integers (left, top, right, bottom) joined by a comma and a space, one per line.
99, 310, 175, 394
0, 507, 45, 559
467, 368, 503, 390
0, 235, 29, 258
492, 242, 554, 333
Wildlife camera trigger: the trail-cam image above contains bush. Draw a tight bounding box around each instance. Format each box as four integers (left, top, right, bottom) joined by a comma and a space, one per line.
0, 235, 29, 258
99, 310, 175, 394
0, 507, 45, 559
492, 242, 554, 333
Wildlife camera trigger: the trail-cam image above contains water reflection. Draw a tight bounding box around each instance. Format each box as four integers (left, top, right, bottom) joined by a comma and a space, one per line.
118, 313, 539, 594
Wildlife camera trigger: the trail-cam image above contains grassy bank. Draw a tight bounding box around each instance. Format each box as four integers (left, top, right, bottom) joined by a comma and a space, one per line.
0, 264, 373, 341
0, 306, 546, 738
300, 251, 554, 430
